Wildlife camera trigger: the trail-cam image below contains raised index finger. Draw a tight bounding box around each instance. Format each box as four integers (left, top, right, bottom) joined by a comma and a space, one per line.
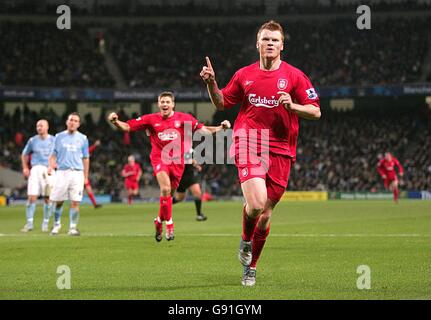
205, 56, 213, 70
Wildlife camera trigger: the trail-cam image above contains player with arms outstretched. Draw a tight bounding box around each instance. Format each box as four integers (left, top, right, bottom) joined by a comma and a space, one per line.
108, 91, 230, 242
122, 155, 142, 205
200, 20, 321, 286
377, 152, 404, 203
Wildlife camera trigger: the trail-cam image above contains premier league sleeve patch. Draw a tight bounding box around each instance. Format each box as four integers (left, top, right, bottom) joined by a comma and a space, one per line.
305, 88, 318, 99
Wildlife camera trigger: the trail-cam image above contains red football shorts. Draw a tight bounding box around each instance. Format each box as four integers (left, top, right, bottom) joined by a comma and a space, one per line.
384, 176, 397, 188
235, 152, 293, 203
125, 180, 139, 190
152, 162, 185, 190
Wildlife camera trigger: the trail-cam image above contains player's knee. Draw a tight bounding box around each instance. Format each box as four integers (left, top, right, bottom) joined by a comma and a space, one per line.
247, 202, 265, 217
160, 186, 171, 196
259, 212, 271, 226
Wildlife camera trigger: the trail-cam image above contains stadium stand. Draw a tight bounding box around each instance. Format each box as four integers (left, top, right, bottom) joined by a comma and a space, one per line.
1, 16, 429, 88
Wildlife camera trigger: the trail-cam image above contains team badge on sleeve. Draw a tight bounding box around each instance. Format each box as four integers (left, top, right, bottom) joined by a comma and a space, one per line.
277, 79, 288, 90
305, 88, 318, 99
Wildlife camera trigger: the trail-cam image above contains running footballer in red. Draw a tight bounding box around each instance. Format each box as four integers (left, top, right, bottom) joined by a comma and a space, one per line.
200, 20, 321, 286
377, 152, 404, 203
121, 155, 142, 205
108, 91, 230, 242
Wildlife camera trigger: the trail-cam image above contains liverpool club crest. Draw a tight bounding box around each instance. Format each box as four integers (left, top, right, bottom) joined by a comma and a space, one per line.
277, 79, 288, 90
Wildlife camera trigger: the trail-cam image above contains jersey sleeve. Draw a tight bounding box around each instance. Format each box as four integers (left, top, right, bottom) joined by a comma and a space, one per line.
22, 138, 33, 155
187, 114, 204, 132
292, 72, 320, 108
221, 70, 244, 109
394, 158, 404, 175
127, 114, 151, 132
51, 135, 59, 157
82, 137, 90, 158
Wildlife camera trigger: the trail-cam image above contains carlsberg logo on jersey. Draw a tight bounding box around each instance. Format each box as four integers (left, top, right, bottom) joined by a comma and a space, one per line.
158, 131, 179, 141
248, 94, 279, 109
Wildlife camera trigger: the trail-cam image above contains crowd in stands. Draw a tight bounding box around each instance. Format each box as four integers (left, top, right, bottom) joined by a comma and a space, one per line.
0, 22, 114, 88
1, 0, 430, 16
0, 1, 265, 17
278, 0, 431, 14
290, 106, 431, 191
1, 104, 430, 200
1, 15, 428, 89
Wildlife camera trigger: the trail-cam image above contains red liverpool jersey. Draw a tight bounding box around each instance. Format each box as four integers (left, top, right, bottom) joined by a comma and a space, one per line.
122, 163, 142, 182
127, 112, 203, 165
221, 61, 320, 160
377, 157, 404, 180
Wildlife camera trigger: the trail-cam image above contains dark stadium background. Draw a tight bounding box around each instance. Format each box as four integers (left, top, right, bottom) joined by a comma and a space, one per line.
0, 0, 430, 204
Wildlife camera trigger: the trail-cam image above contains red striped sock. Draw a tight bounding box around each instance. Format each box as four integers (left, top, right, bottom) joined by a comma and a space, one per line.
166, 223, 174, 234
159, 195, 172, 222
242, 204, 259, 242
154, 218, 163, 233
394, 188, 399, 202
250, 224, 270, 269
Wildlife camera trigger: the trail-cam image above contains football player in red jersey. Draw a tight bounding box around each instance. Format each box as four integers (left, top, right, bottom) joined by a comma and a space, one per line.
108, 92, 230, 242
377, 152, 404, 203
200, 20, 321, 286
121, 155, 142, 205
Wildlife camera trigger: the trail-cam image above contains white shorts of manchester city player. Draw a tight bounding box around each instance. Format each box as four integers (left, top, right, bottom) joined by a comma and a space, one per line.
49, 169, 84, 202
27, 165, 56, 197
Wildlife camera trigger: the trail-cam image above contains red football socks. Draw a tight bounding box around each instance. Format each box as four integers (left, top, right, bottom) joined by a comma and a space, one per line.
242, 204, 259, 242
166, 223, 174, 234
393, 187, 399, 202
250, 224, 270, 269
159, 195, 173, 222
128, 195, 132, 205
154, 218, 163, 234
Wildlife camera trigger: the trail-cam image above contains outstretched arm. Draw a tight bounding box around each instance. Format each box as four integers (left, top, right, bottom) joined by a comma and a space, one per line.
197, 120, 231, 135
200, 56, 225, 111
108, 112, 131, 132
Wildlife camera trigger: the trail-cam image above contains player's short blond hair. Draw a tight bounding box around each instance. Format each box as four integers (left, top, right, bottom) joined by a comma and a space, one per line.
257, 20, 285, 41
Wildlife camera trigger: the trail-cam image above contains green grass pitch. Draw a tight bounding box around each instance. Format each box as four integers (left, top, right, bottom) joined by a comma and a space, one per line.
0, 200, 430, 300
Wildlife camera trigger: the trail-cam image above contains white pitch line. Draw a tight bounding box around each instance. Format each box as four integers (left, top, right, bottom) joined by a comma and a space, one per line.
0, 233, 430, 238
